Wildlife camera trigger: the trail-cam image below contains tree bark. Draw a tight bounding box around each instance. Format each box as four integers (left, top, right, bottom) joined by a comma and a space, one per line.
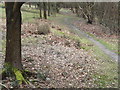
43, 2, 47, 19
48, 2, 51, 16
29, 3, 31, 8
5, 2, 24, 70
75, 7, 79, 16
39, 2, 42, 19
87, 14, 93, 24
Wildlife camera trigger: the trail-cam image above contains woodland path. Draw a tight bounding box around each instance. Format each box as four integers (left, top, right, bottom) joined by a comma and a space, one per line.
59, 10, 118, 62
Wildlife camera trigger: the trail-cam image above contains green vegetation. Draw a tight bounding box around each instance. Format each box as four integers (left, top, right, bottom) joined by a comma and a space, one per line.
51, 28, 92, 51
22, 11, 39, 22
3, 63, 28, 85
22, 36, 39, 46
0, 6, 40, 22
87, 32, 119, 54
0, 7, 5, 18
60, 8, 70, 13
0, 39, 6, 54
97, 39, 118, 53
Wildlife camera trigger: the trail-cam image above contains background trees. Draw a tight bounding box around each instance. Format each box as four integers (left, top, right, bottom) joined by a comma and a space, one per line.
72, 2, 118, 35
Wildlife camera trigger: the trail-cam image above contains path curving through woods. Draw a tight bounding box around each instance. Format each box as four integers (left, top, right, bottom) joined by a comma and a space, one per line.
63, 17, 118, 62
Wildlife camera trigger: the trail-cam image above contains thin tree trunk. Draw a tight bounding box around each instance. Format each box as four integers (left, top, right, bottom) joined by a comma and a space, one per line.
71, 7, 74, 13
78, 4, 88, 19
43, 2, 47, 19
5, 2, 23, 70
48, 2, 51, 16
39, 2, 42, 19
29, 3, 31, 8
87, 14, 93, 24
75, 7, 79, 16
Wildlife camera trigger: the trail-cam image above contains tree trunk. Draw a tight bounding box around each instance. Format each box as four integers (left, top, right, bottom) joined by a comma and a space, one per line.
43, 2, 47, 19
87, 14, 93, 24
75, 7, 79, 16
5, 2, 24, 70
29, 3, 31, 8
56, 7, 59, 13
71, 7, 74, 13
39, 2, 42, 19
48, 2, 51, 16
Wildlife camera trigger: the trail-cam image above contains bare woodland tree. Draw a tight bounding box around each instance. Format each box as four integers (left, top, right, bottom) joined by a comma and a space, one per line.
5, 2, 24, 70
74, 2, 118, 35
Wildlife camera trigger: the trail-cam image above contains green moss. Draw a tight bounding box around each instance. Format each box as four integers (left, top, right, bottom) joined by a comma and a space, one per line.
13, 68, 27, 84
3, 63, 29, 85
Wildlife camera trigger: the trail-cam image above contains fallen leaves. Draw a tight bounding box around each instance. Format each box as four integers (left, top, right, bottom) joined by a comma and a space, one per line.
2, 19, 97, 88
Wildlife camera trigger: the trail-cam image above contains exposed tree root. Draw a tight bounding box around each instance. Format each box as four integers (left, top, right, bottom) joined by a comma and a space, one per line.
2, 63, 36, 88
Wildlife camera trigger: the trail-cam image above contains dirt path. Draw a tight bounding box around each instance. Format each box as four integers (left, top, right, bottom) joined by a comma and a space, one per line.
63, 17, 118, 61
59, 10, 118, 61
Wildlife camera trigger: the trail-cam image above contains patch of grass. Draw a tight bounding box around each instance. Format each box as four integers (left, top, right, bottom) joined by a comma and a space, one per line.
94, 65, 118, 88
91, 45, 118, 88
97, 39, 118, 53
48, 14, 64, 21
22, 36, 39, 45
93, 71, 118, 88
0, 39, 6, 54
0, 3, 5, 7
22, 11, 39, 23
60, 8, 70, 13
0, 6, 40, 22
87, 32, 118, 54
51, 28, 93, 51
50, 28, 65, 36
0, 7, 5, 19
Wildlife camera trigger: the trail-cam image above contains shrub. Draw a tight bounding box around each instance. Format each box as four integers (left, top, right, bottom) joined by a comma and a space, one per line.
37, 23, 50, 35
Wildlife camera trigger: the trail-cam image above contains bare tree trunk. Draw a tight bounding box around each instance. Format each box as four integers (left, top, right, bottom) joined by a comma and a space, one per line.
87, 14, 93, 24
75, 7, 79, 16
5, 2, 24, 70
48, 2, 51, 16
77, 4, 88, 19
43, 2, 47, 19
71, 6, 75, 13
39, 2, 42, 19
29, 3, 31, 8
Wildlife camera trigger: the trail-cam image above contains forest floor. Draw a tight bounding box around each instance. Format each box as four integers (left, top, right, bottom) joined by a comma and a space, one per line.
0, 8, 118, 88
